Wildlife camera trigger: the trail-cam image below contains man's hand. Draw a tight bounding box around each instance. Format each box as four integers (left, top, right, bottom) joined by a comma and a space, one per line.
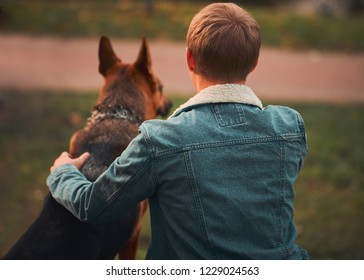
50, 152, 90, 172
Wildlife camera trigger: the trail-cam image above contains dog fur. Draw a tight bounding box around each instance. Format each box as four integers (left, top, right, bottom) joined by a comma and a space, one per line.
3, 36, 172, 260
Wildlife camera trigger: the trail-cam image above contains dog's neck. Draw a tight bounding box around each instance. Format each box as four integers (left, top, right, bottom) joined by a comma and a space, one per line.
87, 104, 143, 126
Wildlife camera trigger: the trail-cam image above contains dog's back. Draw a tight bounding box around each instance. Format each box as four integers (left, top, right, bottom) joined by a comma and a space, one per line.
3, 36, 171, 260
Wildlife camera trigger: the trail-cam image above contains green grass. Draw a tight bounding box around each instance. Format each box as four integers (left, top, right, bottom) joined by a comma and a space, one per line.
1, 0, 364, 52
0, 90, 363, 259
283, 102, 364, 259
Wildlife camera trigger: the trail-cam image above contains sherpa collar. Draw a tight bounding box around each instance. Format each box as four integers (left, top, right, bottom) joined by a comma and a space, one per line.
169, 84, 263, 118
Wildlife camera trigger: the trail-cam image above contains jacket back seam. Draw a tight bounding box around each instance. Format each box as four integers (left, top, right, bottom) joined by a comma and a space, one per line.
154, 134, 305, 158
184, 151, 220, 259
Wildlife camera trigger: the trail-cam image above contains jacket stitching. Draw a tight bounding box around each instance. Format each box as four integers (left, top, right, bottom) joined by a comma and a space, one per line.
154, 134, 305, 158
278, 140, 287, 259
184, 151, 219, 259
211, 104, 247, 127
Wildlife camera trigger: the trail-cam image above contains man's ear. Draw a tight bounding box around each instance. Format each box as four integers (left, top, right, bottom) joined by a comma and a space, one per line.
186, 47, 196, 72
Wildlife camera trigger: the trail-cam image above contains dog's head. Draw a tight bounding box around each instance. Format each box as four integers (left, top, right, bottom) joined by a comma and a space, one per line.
97, 36, 172, 120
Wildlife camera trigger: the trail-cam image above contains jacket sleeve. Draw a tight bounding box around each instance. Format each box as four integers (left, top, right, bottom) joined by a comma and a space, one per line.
46, 130, 156, 223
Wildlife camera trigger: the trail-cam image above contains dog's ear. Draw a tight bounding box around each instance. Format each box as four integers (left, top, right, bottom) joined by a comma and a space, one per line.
134, 37, 152, 75
98, 36, 121, 76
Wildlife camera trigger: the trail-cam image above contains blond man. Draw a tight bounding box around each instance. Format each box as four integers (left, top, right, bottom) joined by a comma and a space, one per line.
48, 3, 308, 259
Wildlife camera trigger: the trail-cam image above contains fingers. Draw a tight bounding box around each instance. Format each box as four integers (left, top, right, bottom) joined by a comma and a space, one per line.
72, 152, 91, 170
50, 151, 90, 172
61, 151, 69, 157
50, 151, 72, 172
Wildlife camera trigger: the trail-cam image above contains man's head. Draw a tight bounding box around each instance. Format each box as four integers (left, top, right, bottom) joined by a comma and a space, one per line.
186, 2, 260, 83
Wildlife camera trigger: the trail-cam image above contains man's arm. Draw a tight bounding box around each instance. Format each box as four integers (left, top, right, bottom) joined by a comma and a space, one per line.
47, 132, 156, 223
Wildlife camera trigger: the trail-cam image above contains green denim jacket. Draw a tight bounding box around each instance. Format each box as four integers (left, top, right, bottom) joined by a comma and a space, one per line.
47, 84, 308, 259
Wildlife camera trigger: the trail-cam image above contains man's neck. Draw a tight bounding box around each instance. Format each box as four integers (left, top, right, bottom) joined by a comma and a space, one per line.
193, 75, 245, 93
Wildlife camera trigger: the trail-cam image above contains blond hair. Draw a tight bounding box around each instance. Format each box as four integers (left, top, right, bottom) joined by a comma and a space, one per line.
187, 3, 260, 82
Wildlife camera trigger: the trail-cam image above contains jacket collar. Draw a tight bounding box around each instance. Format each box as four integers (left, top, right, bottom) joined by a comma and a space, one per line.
169, 84, 263, 118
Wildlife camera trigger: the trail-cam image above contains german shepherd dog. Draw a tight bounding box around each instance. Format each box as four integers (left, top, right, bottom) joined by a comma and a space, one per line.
3, 36, 172, 259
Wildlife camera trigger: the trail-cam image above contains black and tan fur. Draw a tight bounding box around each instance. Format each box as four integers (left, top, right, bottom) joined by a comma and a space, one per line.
3, 36, 172, 260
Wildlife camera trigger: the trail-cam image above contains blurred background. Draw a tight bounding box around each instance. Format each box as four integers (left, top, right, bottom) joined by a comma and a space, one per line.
0, 0, 363, 259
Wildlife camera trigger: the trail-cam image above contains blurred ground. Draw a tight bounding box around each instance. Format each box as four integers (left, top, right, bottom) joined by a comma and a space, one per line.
0, 34, 363, 103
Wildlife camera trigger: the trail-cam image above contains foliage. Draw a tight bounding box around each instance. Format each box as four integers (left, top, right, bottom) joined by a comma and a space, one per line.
1, 0, 364, 51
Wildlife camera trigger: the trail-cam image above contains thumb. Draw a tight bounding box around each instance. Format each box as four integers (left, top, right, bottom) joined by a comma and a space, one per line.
73, 152, 90, 170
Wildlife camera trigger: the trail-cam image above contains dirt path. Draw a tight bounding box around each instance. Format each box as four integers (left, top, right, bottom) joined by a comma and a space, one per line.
0, 34, 363, 103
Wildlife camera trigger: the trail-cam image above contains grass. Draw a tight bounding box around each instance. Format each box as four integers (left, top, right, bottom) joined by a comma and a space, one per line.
1, 0, 364, 52
285, 102, 364, 259
0, 90, 363, 259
